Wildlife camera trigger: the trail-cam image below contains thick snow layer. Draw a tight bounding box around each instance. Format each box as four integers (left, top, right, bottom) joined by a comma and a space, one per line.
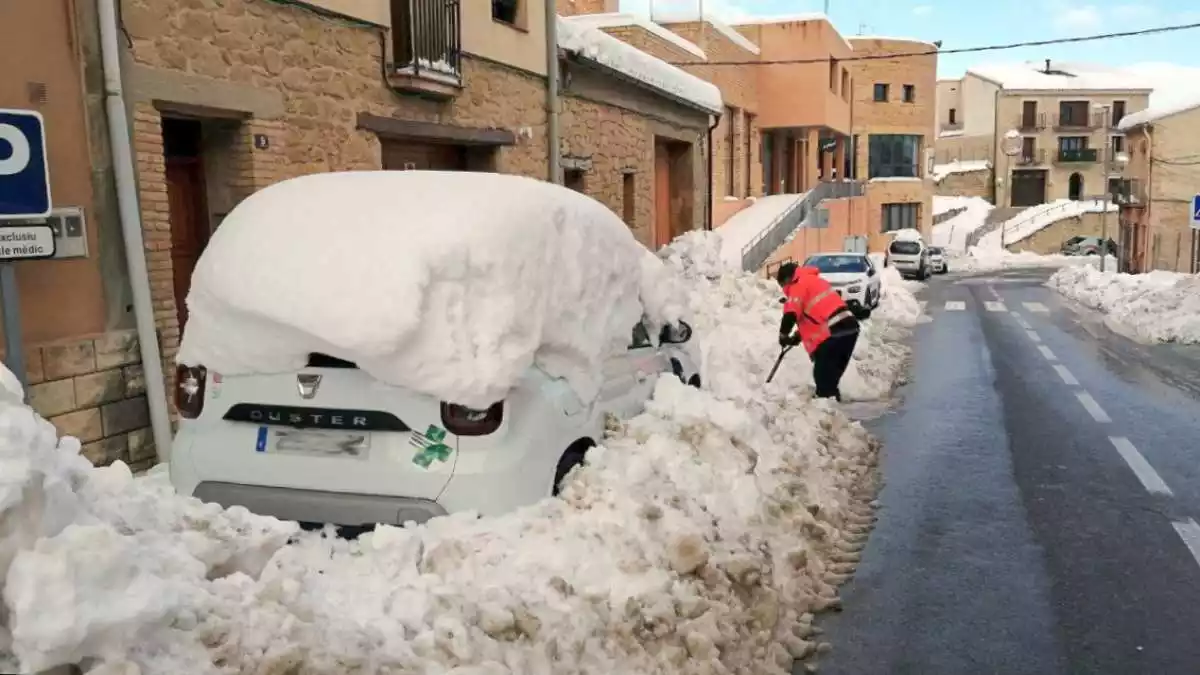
1117, 62, 1200, 128
716, 193, 806, 268
931, 159, 990, 183
654, 12, 763, 54
889, 228, 923, 243
1118, 90, 1200, 130
955, 248, 1116, 273
968, 61, 1151, 92
1048, 267, 1200, 344
1, 232, 920, 674
557, 18, 723, 113
975, 199, 1116, 251
563, 13, 707, 59
931, 197, 993, 252
177, 171, 684, 410
868, 176, 922, 183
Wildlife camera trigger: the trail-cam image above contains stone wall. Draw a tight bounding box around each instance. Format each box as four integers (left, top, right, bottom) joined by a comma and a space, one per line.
1012, 212, 1109, 254
24, 330, 155, 470
935, 169, 992, 200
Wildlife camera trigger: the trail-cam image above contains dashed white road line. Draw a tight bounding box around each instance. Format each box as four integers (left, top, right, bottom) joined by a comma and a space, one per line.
1025, 329, 1042, 343
1053, 364, 1080, 386
1038, 345, 1057, 361
985, 301, 1007, 312
1109, 436, 1174, 496
944, 300, 966, 311
1075, 391, 1112, 423
1172, 519, 1200, 570
1024, 302, 1050, 313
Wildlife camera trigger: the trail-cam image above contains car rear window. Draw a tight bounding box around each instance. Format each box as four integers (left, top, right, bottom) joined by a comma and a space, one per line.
889, 241, 921, 255
928, 247, 943, 254
803, 255, 868, 273
307, 352, 358, 368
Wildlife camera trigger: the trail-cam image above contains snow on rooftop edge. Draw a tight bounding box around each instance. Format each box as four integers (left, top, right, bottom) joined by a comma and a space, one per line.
563, 13, 706, 59
848, 35, 939, 48
177, 171, 684, 410
1118, 90, 1200, 130
557, 18, 723, 113
649, 12, 762, 55
967, 61, 1152, 92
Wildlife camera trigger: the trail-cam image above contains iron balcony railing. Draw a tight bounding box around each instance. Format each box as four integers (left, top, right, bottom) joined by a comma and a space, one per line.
1054, 111, 1105, 130
1017, 112, 1048, 131
1057, 148, 1099, 163
740, 180, 865, 272
391, 0, 462, 85
1015, 148, 1046, 166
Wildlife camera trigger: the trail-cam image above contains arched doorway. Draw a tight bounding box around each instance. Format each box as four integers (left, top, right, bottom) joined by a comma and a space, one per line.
1068, 172, 1083, 200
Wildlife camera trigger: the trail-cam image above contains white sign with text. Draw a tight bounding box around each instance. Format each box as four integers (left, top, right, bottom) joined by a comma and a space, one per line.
0, 225, 56, 260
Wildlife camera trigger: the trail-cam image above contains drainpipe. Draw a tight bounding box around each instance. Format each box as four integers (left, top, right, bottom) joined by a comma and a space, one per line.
99, 0, 174, 463
545, 2, 561, 184
706, 113, 720, 230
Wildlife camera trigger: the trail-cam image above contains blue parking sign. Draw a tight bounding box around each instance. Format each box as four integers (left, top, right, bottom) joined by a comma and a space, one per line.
0, 109, 52, 220
1192, 194, 1200, 230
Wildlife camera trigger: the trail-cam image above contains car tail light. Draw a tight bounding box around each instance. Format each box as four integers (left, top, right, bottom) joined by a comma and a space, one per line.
176, 364, 208, 419
440, 401, 503, 436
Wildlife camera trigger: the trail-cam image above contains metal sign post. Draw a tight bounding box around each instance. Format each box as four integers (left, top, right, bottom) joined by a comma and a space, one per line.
1191, 194, 1200, 274
0, 109, 54, 395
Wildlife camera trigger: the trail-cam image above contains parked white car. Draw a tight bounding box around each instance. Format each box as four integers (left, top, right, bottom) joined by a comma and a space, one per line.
927, 246, 948, 274
802, 252, 882, 309
885, 237, 930, 280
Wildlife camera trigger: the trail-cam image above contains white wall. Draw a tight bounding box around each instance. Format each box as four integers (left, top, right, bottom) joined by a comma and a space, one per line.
961, 73, 999, 137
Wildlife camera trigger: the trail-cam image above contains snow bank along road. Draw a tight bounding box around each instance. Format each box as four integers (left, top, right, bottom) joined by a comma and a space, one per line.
0, 231, 922, 675
810, 266, 1200, 675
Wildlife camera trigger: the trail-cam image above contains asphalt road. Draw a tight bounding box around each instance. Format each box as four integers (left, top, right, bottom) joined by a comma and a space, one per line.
808, 266, 1200, 675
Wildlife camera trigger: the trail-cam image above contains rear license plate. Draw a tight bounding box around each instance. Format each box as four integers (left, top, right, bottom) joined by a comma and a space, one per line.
256, 426, 371, 459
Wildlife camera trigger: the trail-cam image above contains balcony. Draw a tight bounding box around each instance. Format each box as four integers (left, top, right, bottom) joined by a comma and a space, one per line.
1015, 148, 1045, 166
940, 122, 962, 132
389, 0, 463, 99
1053, 112, 1104, 131
1112, 178, 1147, 207
1017, 113, 1047, 131
1056, 148, 1098, 163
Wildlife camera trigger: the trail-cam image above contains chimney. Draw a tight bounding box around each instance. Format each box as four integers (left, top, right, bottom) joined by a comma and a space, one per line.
1044, 59, 1052, 73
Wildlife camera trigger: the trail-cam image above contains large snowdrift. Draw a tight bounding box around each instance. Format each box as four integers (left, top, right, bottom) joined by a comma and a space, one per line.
716, 194, 805, 270
955, 247, 1116, 273
931, 196, 993, 252
177, 171, 683, 410
1048, 267, 1200, 344
975, 199, 1116, 251
1, 233, 921, 675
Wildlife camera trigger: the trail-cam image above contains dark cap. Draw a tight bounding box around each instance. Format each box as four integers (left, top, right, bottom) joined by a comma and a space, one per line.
775, 261, 799, 286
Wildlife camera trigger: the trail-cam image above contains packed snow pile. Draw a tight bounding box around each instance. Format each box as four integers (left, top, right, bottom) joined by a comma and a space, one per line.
932, 196, 993, 252
178, 171, 684, 410
931, 159, 990, 183
1, 229, 922, 675
956, 247, 1116, 273
1048, 267, 1200, 343
975, 199, 1116, 251
716, 193, 807, 269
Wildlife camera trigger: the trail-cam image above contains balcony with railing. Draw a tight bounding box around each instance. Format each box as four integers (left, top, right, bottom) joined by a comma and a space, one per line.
1053, 111, 1105, 131
1015, 148, 1045, 166
1112, 178, 1147, 207
1056, 148, 1098, 163
1017, 113, 1047, 131
389, 0, 463, 98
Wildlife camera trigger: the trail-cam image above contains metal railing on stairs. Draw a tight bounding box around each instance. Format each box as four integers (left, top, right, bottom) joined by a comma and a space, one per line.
739, 180, 864, 272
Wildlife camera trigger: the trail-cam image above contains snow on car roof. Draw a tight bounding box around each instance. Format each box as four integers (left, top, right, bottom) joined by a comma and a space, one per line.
177, 171, 683, 409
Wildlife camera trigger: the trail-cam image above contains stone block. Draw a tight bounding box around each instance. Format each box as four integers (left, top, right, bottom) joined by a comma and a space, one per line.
95, 331, 141, 370
29, 379, 77, 418
50, 408, 103, 443
124, 364, 147, 397
102, 396, 150, 437
25, 347, 45, 385
75, 369, 127, 407
127, 428, 157, 464
82, 434, 129, 467
43, 341, 96, 380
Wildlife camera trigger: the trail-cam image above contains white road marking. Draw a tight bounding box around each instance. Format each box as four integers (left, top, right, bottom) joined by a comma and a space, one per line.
1038, 346, 1057, 361
1024, 302, 1050, 313
944, 301, 966, 311
1053, 365, 1079, 386
1025, 329, 1042, 343
1109, 436, 1173, 496
1075, 391, 1112, 423
1016, 317, 1032, 329
984, 301, 1007, 312
1172, 519, 1200, 570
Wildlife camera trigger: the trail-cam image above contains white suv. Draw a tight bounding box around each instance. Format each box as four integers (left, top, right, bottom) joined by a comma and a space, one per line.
170, 320, 698, 530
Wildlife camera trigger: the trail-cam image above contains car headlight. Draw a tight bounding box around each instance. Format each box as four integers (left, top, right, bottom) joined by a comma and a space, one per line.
848, 285, 862, 293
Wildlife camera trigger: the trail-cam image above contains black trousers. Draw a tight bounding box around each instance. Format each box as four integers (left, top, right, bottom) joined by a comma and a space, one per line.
811, 329, 859, 401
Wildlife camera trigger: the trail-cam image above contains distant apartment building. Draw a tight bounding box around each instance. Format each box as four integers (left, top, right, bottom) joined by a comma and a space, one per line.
1116, 97, 1200, 273
936, 61, 1151, 208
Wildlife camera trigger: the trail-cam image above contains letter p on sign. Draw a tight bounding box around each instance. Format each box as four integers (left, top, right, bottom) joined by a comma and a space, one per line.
0, 109, 51, 220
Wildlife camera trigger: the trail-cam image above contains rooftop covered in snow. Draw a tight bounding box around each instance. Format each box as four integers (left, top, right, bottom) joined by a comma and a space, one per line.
967, 60, 1152, 93
1118, 92, 1200, 130
557, 17, 723, 113
562, 13, 707, 59
651, 11, 762, 55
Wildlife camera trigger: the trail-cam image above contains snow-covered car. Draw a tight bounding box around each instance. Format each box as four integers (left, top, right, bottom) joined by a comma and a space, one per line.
927, 246, 948, 274
886, 237, 930, 280
802, 252, 881, 309
169, 170, 700, 530
1061, 235, 1116, 257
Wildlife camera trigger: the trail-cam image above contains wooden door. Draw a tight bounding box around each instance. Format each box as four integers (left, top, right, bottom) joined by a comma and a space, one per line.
1022, 101, 1038, 128
1010, 170, 1047, 207
381, 140, 467, 171
653, 144, 671, 248
166, 157, 211, 332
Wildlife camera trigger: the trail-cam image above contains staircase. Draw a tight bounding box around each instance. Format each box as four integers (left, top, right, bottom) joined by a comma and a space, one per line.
739, 180, 864, 272
966, 206, 1025, 249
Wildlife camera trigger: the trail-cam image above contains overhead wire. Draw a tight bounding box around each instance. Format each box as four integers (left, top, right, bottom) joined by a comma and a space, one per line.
671, 21, 1200, 66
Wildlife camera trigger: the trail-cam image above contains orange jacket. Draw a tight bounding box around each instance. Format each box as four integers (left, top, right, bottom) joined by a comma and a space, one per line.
781, 267, 855, 354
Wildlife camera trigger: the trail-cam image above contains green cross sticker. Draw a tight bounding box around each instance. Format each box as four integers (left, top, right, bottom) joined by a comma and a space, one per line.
411, 424, 453, 468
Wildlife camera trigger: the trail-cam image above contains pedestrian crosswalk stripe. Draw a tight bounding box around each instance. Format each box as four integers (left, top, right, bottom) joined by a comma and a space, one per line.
984, 301, 1007, 312
944, 301, 966, 311
1023, 302, 1050, 313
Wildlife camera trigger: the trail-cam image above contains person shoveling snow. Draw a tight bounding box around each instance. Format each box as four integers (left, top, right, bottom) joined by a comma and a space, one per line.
772, 262, 861, 400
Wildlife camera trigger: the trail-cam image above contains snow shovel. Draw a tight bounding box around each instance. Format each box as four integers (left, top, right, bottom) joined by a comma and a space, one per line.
766, 344, 795, 383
